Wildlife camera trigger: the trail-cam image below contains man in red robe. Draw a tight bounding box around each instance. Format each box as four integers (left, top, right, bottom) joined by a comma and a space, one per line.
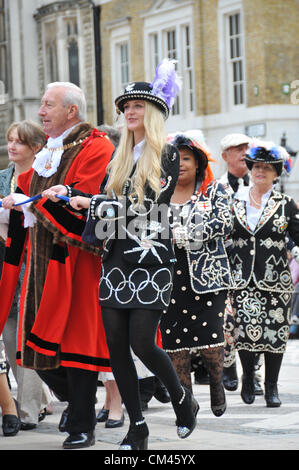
0, 82, 114, 449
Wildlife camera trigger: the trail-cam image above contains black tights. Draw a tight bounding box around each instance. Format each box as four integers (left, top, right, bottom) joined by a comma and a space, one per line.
101, 307, 184, 424
238, 350, 284, 383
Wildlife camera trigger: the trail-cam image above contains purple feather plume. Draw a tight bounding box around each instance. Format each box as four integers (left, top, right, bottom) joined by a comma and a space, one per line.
150, 58, 182, 109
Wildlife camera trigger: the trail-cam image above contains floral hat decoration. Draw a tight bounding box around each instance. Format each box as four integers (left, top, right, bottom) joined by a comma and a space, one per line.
115, 58, 182, 119
168, 130, 215, 195
245, 138, 292, 176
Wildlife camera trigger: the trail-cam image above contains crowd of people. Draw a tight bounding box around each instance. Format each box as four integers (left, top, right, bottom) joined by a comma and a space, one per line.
0, 58, 298, 450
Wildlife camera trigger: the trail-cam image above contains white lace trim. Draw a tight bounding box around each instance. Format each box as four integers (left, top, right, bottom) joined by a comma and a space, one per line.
32, 125, 78, 178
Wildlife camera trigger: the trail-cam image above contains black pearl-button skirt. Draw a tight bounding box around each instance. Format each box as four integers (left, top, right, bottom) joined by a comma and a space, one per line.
160, 246, 227, 352
232, 281, 291, 353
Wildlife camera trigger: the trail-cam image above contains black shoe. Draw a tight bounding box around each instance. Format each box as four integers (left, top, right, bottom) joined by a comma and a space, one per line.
265, 382, 281, 408
38, 408, 47, 422
153, 380, 171, 403
223, 363, 238, 391
2, 399, 21, 437
59, 407, 69, 432
174, 387, 199, 439
20, 422, 37, 430
210, 383, 227, 417
97, 407, 109, 422
105, 413, 125, 428
119, 421, 149, 450
241, 375, 255, 404
63, 431, 95, 449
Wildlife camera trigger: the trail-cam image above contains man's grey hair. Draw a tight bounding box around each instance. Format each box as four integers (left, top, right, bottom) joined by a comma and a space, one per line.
47, 82, 87, 121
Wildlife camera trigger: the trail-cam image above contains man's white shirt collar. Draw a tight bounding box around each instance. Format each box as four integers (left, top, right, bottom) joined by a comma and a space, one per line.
32, 124, 79, 178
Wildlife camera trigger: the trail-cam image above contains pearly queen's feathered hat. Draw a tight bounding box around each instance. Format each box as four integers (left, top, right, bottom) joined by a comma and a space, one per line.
168, 130, 215, 195
115, 58, 182, 119
245, 138, 292, 176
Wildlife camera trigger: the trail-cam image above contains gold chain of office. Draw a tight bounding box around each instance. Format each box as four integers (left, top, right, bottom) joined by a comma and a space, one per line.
45, 137, 88, 154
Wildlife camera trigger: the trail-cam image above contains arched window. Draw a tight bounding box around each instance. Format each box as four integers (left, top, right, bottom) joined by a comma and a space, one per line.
68, 38, 79, 86
47, 42, 58, 82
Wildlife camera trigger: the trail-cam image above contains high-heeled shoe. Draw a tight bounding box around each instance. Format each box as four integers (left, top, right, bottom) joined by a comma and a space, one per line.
2, 398, 21, 437
63, 431, 95, 449
105, 412, 125, 428
210, 383, 227, 417
173, 387, 199, 439
97, 407, 109, 422
119, 420, 149, 450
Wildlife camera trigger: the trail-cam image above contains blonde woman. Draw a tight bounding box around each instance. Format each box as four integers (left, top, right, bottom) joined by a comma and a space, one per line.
43, 60, 199, 450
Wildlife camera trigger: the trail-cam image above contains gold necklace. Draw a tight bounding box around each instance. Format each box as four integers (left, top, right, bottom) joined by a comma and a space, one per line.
249, 188, 261, 207
45, 138, 86, 153
44, 138, 87, 170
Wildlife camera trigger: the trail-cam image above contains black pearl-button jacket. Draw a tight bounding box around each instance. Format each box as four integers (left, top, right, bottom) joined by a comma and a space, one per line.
171, 181, 233, 293
70, 143, 180, 268
230, 190, 299, 293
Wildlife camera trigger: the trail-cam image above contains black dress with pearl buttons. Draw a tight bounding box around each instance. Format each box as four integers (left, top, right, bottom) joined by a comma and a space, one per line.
160, 181, 233, 352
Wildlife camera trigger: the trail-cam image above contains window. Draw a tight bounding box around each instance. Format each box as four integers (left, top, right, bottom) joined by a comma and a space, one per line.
66, 19, 80, 86
147, 24, 194, 117
108, 20, 131, 111
114, 40, 130, 96
44, 21, 59, 83
165, 29, 180, 115
228, 13, 245, 105
68, 38, 80, 86
182, 25, 194, 112
47, 43, 58, 83
150, 33, 159, 69
144, 1, 195, 118
120, 43, 129, 88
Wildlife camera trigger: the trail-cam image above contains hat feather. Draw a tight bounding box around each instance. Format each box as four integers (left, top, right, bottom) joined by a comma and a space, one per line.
151, 58, 182, 109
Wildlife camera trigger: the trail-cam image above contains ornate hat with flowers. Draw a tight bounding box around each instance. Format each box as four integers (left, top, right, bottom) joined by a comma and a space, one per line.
115, 58, 182, 119
169, 130, 215, 194
245, 138, 292, 176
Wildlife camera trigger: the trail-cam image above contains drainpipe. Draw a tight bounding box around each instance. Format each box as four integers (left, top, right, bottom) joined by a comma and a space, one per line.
88, 0, 103, 125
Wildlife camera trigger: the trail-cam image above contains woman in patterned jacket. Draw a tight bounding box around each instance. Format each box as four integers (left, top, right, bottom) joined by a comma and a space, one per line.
230, 139, 299, 407
160, 132, 232, 418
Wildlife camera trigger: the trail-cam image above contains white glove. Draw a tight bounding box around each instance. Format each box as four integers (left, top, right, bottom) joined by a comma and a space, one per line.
0, 205, 10, 240
11, 193, 37, 228
291, 245, 299, 264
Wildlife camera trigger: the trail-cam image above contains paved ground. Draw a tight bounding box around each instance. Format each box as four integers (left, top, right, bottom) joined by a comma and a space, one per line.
0, 339, 298, 453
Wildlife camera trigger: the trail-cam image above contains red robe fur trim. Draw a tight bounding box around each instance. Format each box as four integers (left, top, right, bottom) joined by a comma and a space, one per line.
0, 125, 114, 372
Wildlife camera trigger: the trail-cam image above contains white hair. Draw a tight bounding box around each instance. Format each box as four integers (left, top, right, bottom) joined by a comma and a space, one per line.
46, 82, 87, 121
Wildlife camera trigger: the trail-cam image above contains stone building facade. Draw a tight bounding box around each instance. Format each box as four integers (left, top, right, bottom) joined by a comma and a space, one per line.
98, 0, 299, 197
0, 0, 298, 197
0, 0, 97, 167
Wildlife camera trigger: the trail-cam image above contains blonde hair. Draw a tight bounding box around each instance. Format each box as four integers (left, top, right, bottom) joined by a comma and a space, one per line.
6, 120, 46, 151
106, 101, 166, 204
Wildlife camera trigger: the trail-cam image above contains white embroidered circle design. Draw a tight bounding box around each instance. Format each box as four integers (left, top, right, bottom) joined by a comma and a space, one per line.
99, 266, 173, 306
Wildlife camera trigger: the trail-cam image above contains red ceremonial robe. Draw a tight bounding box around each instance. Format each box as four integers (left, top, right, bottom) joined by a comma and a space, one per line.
0, 124, 114, 372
